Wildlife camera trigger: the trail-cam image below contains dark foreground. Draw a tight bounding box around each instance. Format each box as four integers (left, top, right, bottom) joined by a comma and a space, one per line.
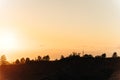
0, 57, 120, 80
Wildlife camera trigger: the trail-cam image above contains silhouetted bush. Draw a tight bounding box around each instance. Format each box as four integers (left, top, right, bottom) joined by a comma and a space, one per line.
83, 54, 93, 58
37, 56, 42, 61
60, 55, 64, 60
101, 53, 106, 58
112, 52, 118, 58
43, 55, 50, 61
1, 52, 120, 80
25, 57, 30, 64
20, 57, 25, 64
0, 55, 9, 65
15, 59, 20, 64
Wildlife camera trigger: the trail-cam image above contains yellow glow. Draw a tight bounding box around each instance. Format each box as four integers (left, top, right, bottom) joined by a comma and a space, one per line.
0, 30, 18, 51
0, 0, 120, 61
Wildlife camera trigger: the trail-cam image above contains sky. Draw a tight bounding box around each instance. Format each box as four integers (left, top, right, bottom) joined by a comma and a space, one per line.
0, 0, 120, 61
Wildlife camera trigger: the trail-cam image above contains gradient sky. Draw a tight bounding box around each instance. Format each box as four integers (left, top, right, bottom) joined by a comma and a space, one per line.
0, 0, 120, 61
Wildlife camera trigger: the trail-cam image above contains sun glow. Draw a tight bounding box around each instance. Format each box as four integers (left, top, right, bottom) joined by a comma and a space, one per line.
0, 31, 18, 51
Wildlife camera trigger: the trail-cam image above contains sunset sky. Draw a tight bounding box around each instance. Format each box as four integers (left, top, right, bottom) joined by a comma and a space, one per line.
0, 0, 120, 61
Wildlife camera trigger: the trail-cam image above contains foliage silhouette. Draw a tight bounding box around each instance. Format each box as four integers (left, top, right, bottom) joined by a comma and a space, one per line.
43, 55, 50, 61
83, 54, 93, 58
37, 56, 42, 61
0, 52, 120, 80
60, 55, 64, 60
101, 53, 106, 58
25, 57, 30, 64
15, 59, 20, 64
112, 52, 118, 58
0, 55, 8, 65
20, 57, 25, 64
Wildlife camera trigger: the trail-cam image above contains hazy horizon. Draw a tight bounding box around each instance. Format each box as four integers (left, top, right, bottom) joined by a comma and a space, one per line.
0, 0, 120, 61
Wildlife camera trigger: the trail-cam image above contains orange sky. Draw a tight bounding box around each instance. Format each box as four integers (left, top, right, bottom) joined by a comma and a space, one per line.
0, 0, 120, 61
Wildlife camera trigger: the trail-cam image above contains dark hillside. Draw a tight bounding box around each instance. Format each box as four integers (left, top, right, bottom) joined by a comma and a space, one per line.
0, 57, 119, 80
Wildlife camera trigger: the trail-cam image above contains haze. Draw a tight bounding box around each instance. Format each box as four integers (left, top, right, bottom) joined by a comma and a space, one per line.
0, 0, 120, 61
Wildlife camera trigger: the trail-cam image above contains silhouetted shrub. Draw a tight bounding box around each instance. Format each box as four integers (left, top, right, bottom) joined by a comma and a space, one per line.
0, 55, 8, 65
60, 55, 64, 60
37, 56, 42, 61
25, 57, 30, 64
43, 55, 50, 61
112, 52, 118, 58
15, 59, 20, 64
83, 54, 93, 58
20, 57, 25, 64
101, 53, 106, 58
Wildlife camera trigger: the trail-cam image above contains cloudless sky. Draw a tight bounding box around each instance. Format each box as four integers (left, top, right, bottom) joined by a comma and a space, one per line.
0, 0, 120, 61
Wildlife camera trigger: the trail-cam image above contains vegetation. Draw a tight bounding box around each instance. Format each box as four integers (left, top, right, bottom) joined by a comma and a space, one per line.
0, 52, 120, 80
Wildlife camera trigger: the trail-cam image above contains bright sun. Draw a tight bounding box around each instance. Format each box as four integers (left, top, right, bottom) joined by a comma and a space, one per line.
0, 31, 17, 50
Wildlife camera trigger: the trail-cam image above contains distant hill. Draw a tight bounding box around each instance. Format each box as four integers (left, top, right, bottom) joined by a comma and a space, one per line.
0, 57, 119, 80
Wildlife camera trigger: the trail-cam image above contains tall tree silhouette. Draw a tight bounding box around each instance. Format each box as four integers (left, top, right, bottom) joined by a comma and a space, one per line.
0, 55, 7, 65
25, 57, 30, 64
38, 56, 42, 61
20, 57, 25, 64
112, 52, 118, 58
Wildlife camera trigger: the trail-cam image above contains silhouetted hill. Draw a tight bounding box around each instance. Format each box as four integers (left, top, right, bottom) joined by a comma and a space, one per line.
0, 57, 120, 80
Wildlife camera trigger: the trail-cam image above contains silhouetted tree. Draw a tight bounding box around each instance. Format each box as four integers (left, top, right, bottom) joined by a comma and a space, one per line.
60, 55, 64, 60
15, 59, 20, 64
43, 55, 50, 61
83, 54, 93, 58
38, 56, 42, 61
112, 52, 118, 58
69, 52, 79, 58
0, 55, 7, 65
101, 53, 106, 58
20, 57, 25, 64
25, 57, 30, 64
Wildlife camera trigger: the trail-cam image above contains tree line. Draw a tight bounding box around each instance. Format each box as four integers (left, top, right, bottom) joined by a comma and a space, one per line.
0, 52, 119, 65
